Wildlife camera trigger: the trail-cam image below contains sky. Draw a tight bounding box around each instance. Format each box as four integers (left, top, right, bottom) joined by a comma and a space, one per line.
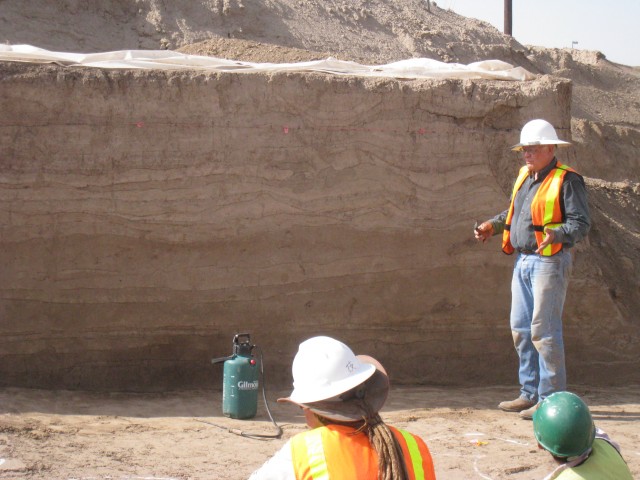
441, 0, 640, 66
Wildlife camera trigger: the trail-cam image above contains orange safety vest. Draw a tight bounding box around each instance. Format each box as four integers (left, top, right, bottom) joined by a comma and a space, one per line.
290, 424, 436, 480
502, 163, 576, 257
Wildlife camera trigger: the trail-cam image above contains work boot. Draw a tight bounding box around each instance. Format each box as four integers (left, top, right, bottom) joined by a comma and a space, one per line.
519, 403, 540, 420
498, 397, 536, 412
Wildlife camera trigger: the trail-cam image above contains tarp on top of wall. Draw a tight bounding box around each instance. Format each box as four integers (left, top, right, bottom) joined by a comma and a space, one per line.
0, 44, 535, 81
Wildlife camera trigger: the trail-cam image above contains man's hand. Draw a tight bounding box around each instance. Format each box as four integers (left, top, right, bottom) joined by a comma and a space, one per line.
474, 221, 494, 243
535, 227, 556, 254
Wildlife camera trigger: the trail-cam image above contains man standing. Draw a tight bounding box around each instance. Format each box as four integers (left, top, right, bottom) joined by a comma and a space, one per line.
475, 119, 591, 419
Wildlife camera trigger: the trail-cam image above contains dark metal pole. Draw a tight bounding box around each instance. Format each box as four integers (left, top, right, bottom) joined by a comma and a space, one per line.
504, 0, 512, 36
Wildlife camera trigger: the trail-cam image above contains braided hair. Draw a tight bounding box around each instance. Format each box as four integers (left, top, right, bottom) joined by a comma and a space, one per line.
364, 412, 409, 480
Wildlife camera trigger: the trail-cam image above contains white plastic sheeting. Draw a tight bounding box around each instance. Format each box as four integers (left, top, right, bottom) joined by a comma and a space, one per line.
0, 44, 535, 81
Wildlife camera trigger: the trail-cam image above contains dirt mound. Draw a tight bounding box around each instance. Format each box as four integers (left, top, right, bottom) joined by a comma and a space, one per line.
1, 0, 518, 63
177, 37, 329, 64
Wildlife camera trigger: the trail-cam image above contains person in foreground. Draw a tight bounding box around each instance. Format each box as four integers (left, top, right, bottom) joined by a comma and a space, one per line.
474, 119, 591, 419
249, 336, 436, 480
533, 391, 633, 480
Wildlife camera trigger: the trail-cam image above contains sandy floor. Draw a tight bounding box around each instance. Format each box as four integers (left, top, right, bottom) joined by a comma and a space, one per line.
1, 385, 638, 479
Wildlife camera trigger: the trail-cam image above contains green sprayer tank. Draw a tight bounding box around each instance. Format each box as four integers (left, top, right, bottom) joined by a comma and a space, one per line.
211, 333, 260, 419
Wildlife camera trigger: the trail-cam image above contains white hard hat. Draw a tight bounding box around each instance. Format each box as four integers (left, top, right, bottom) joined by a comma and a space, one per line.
511, 119, 572, 151
285, 336, 377, 404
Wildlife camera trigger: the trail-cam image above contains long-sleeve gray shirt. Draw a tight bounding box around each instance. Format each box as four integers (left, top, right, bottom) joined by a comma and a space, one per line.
490, 158, 591, 252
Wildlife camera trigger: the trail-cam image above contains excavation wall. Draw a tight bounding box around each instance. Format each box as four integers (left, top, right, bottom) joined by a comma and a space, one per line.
0, 62, 636, 390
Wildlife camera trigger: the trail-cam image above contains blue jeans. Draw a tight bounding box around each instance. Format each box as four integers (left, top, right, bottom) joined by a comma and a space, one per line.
510, 250, 572, 403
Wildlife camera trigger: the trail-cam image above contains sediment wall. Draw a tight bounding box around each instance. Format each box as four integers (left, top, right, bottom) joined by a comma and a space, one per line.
0, 62, 634, 391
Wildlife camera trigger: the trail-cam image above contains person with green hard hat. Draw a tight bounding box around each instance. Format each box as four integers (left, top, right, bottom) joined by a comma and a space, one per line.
533, 391, 633, 480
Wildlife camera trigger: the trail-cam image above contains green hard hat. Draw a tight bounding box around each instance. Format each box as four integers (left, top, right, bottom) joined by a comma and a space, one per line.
533, 391, 596, 458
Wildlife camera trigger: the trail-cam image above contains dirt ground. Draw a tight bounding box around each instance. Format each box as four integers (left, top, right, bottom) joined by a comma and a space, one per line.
1, 385, 639, 479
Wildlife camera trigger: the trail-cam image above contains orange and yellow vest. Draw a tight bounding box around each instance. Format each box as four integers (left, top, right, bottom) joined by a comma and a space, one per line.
502, 163, 577, 257
290, 424, 436, 480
